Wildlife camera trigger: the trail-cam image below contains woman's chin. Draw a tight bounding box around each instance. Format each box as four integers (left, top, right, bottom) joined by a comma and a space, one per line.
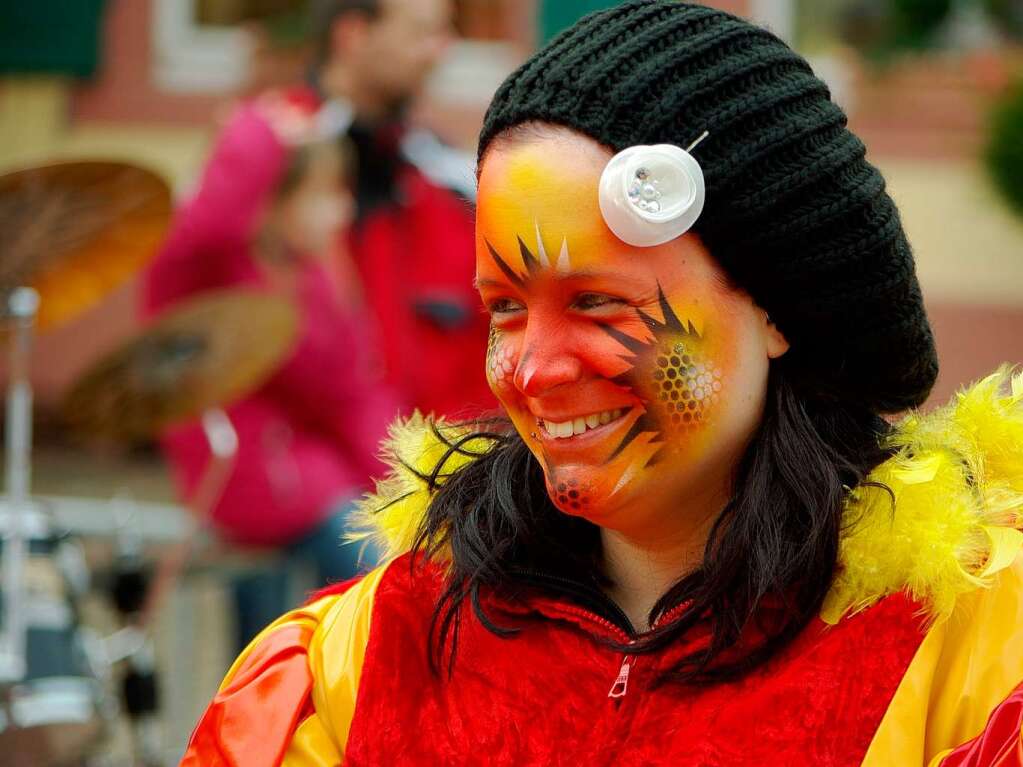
542, 461, 615, 509
544, 467, 631, 524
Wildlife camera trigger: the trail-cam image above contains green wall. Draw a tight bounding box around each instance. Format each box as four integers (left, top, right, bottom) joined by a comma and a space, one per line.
540, 0, 624, 44
0, 1, 107, 78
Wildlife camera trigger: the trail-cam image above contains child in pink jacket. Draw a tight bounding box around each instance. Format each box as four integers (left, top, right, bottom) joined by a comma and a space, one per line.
143, 91, 397, 648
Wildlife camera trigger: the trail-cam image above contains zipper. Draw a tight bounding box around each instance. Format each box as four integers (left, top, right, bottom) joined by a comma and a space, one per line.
605, 602, 699, 701
509, 568, 638, 637
509, 571, 644, 700
607, 653, 637, 699
552, 602, 633, 643
653, 598, 694, 629
507, 569, 694, 702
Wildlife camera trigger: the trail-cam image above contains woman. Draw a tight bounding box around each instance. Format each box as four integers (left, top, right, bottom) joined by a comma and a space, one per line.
181, 3, 1023, 765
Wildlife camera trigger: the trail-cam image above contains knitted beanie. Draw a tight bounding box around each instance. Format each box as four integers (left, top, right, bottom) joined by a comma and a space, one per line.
478, 0, 937, 413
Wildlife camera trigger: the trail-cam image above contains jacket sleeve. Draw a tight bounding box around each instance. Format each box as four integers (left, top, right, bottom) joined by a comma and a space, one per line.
862, 551, 1023, 766
934, 683, 1023, 766
143, 104, 286, 316
178, 563, 389, 767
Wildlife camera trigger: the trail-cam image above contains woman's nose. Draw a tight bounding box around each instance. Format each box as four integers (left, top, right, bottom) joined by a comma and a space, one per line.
513, 323, 583, 397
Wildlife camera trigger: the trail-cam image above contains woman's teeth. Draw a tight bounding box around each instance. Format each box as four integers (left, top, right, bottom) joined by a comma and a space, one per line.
542, 409, 623, 438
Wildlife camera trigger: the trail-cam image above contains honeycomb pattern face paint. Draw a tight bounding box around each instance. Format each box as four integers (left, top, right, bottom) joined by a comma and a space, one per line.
486, 325, 516, 389
476, 132, 775, 531
552, 477, 593, 513
656, 345, 724, 432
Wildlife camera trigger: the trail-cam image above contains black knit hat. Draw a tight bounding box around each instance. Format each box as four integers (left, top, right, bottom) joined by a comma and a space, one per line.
478, 0, 937, 413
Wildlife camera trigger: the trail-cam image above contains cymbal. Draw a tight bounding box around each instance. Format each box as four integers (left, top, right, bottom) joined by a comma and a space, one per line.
63, 290, 299, 442
0, 160, 172, 330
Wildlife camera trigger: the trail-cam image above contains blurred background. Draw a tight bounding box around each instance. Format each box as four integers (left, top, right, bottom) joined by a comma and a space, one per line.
0, 1, 1020, 764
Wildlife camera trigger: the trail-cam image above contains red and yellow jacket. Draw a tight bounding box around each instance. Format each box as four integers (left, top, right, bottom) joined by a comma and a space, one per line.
181, 370, 1023, 766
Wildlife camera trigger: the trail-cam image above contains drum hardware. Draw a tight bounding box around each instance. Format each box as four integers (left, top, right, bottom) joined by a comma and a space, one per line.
138, 408, 238, 631
101, 626, 147, 668
121, 637, 162, 767
1, 287, 41, 686
0, 500, 50, 539
0, 159, 171, 684
0, 159, 171, 765
107, 500, 154, 623
110, 554, 152, 619
104, 411, 238, 767
54, 534, 91, 601
61, 289, 299, 765
62, 288, 298, 638
87, 427, 234, 767
0, 511, 108, 767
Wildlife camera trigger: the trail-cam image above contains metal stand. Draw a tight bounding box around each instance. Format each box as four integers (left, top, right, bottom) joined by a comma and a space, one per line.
0, 287, 40, 684
139, 408, 237, 630
113, 409, 237, 767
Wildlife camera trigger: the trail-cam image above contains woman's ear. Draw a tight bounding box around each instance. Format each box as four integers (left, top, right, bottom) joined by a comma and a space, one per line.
763, 311, 790, 359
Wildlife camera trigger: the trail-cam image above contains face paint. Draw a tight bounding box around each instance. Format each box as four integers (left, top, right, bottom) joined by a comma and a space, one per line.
603, 288, 724, 452
486, 324, 517, 391
476, 131, 773, 533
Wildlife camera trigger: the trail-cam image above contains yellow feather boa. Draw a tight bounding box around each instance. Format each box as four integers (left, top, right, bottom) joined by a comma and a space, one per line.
822, 366, 1023, 623
351, 368, 1023, 624
348, 412, 489, 560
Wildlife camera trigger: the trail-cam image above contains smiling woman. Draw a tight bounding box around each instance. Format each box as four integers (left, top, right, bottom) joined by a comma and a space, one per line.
470, 138, 792, 608
180, 3, 1023, 766
475, 132, 784, 538
424, 121, 894, 677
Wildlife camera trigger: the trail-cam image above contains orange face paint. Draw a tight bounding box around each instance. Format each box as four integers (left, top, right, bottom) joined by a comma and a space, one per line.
477, 134, 761, 528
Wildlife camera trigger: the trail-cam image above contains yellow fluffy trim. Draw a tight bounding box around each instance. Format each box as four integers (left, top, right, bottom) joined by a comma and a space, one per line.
347, 412, 492, 560
822, 367, 1023, 624
351, 373, 1023, 625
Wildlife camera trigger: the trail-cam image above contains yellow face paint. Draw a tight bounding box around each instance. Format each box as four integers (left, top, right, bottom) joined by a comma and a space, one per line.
477, 139, 630, 274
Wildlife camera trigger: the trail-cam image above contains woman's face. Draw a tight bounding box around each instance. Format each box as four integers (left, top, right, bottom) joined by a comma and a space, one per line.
476, 129, 788, 537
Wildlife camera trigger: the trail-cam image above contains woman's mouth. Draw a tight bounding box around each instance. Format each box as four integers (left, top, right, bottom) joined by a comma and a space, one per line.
539, 408, 629, 439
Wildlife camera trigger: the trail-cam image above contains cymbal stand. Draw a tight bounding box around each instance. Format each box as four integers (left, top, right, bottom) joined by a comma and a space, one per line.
113, 409, 237, 767
140, 408, 238, 630
0, 288, 39, 684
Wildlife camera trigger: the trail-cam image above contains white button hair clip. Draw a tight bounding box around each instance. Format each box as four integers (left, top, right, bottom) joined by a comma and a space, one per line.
598, 132, 709, 247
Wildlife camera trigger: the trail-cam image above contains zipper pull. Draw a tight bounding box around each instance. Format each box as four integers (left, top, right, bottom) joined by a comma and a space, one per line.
608, 657, 631, 699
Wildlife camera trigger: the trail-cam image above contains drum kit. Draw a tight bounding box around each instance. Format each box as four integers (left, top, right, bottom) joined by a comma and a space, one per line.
0, 160, 299, 765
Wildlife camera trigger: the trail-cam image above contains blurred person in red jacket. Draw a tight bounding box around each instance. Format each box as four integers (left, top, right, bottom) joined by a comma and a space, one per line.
309, 0, 494, 418
143, 91, 398, 650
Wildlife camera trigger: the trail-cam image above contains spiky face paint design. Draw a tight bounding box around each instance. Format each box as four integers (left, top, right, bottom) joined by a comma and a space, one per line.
476, 134, 776, 529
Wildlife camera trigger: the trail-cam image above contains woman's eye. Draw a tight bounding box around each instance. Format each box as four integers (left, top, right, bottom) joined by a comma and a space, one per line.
573, 293, 627, 311
488, 298, 525, 316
